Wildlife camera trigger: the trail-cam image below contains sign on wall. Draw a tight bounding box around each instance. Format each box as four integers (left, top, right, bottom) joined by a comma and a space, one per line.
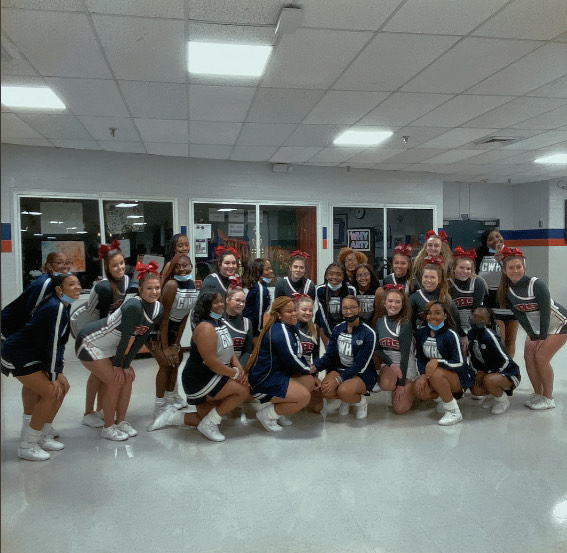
347, 229, 371, 251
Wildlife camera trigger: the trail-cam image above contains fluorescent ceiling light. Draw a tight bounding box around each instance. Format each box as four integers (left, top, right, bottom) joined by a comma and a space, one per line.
127, 215, 143, 219
188, 42, 272, 77
133, 222, 147, 226
33, 233, 43, 236
334, 130, 393, 146
217, 208, 237, 212
77, 231, 88, 234
66, 227, 78, 230
1, 86, 66, 109
49, 220, 64, 224
21, 210, 42, 215
534, 153, 567, 164
115, 203, 139, 208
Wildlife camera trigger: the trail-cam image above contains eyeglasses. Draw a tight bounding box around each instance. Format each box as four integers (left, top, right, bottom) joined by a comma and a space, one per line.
342, 306, 359, 312
52, 260, 69, 265
230, 299, 245, 304
357, 273, 370, 278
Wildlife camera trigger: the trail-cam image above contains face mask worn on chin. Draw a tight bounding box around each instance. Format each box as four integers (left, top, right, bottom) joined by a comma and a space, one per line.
262, 277, 272, 284
174, 274, 192, 281
469, 318, 486, 330
210, 311, 223, 320
61, 294, 76, 304
428, 321, 445, 331
327, 282, 342, 291
344, 315, 358, 323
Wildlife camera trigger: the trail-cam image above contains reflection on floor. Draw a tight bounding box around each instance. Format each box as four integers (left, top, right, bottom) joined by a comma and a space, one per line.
2, 327, 566, 553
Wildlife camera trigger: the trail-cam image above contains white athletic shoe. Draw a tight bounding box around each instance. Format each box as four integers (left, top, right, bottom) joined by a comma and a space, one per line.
82, 413, 104, 428
38, 436, 64, 451
18, 443, 50, 461
438, 409, 462, 426
529, 396, 555, 410
101, 424, 128, 441
197, 418, 225, 442
435, 399, 446, 414
116, 420, 138, 437
256, 407, 282, 432
324, 399, 341, 414
338, 402, 350, 416
147, 405, 182, 432
96, 409, 104, 420
354, 396, 368, 420
490, 395, 510, 415
45, 426, 60, 439
277, 415, 293, 426
525, 394, 543, 408
470, 394, 485, 400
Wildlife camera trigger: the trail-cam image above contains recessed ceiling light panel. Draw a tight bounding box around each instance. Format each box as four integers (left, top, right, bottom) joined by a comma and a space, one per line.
334, 130, 393, 146
188, 42, 272, 77
534, 154, 567, 164
1, 86, 66, 109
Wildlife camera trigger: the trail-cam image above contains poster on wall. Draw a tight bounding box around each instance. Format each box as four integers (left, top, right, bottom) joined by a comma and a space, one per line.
40, 202, 84, 235
228, 209, 245, 223
228, 223, 244, 237
195, 239, 208, 256
347, 229, 371, 251
105, 204, 145, 233
42, 241, 86, 272
194, 224, 212, 240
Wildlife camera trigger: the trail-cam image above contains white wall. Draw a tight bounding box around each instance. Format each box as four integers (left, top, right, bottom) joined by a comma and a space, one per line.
1, 144, 443, 304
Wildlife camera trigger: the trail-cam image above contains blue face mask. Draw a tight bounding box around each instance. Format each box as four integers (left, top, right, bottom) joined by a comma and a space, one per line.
428, 321, 445, 331
174, 274, 192, 282
61, 294, 76, 304
327, 282, 342, 291
488, 248, 496, 254
262, 277, 272, 284
210, 311, 223, 320
53, 272, 72, 277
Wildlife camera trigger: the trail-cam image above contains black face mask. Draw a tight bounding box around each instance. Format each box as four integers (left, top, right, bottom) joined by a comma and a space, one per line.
469, 318, 486, 330
344, 314, 358, 323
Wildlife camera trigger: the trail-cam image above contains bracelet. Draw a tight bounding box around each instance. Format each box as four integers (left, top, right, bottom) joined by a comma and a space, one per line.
335, 375, 343, 385
232, 366, 241, 380
172, 344, 181, 352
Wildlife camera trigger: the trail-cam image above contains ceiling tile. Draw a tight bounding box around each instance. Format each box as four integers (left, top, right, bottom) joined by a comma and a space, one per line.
346, 148, 406, 164
307, 147, 366, 163
467, 43, 567, 96
304, 91, 390, 124
189, 144, 232, 160
501, 131, 567, 150
459, 150, 527, 165
51, 139, 100, 150
270, 147, 322, 163
246, 89, 325, 124
358, 93, 453, 126
283, 125, 345, 147
135, 119, 189, 143
187, 21, 275, 45
93, 15, 186, 83
333, 33, 460, 91
85, 0, 185, 18
411, 95, 513, 126
402, 37, 542, 94
472, 0, 567, 40
77, 116, 140, 141
418, 128, 498, 148
119, 81, 187, 119
189, 85, 256, 122
187, 1, 281, 25
0, 38, 41, 77
262, 29, 371, 89
1, 137, 53, 146
422, 150, 487, 164
383, 148, 449, 164
45, 78, 130, 117
189, 121, 241, 145
392, 126, 449, 147
17, 113, 93, 139
383, 0, 508, 34
236, 123, 295, 146
510, 104, 567, 130
230, 146, 278, 162
1, 1, 82, 10
146, 143, 188, 157
527, 76, 567, 98
1, 10, 111, 78
1, 113, 45, 138
98, 141, 145, 153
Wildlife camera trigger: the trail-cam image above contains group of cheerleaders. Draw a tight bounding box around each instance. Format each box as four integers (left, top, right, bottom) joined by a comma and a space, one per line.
2, 228, 566, 460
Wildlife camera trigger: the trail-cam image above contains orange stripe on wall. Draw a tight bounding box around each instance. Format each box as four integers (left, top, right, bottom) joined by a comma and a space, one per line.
506, 239, 566, 247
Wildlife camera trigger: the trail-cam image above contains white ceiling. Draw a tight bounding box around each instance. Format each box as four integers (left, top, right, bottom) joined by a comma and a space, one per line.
1, 0, 567, 184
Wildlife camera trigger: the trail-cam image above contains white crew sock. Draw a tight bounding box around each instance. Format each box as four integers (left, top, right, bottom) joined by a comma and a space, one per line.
443, 398, 459, 412
22, 426, 42, 447
206, 407, 222, 425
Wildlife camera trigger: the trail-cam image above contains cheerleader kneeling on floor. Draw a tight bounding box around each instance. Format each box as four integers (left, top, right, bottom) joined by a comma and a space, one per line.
414, 301, 475, 426
468, 307, 520, 415
2, 273, 81, 461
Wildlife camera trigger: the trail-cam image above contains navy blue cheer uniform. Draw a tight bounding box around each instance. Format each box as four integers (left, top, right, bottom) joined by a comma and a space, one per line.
1, 273, 53, 339
297, 321, 319, 365
315, 283, 357, 338
382, 273, 415, 295
314, 321, 377, 392
354, 285, 378, 324
182, 318, 234, 405
248, 322, 312, 403
243, 280, 271, 337
70, 275, 130, 337
75, 296, 162, 366
274, 276, 316, 301
374, 315, 417, 385
410, 288, 464, 336
415, 324, 474, 393
448, 276, 487, 333
224, 313, 253, 368
2, 295, 71, 380
467, 327, 520, 394
477, 253, 515, 321
200, 273, 232, 297
506, 276, 567, 339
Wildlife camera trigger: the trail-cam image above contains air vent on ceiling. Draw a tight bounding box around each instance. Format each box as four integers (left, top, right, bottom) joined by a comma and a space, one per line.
473, 136, 523, 146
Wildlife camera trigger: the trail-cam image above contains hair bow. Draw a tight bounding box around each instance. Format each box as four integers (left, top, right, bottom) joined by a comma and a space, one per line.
290, 250, 310, 260
98, 239, 121, 259
228, 275, 242, 289
291, 292, 311, 302
135, 260, 160, 280
500, 246, 524, 259
394, 243, 412, 258
383, 283, 405, 292
215, 245, 240, 260
423, 255, 444, 267
425, 229, 449, 243
453, 246, 476, 260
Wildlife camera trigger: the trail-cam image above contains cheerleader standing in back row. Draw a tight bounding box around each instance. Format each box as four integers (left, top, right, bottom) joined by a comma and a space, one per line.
200, 246, 241, 297
71, 241, 129, 428
161, 233, 190, 283
337, 247, 368, 286
148, 253, 198, 416
75, 264, 163, 441
2, 274, 81, 461
243, 258, 274, 343
498, 247, 567, 410
274, 250, 316, 300
411, 230, 452, 287
353, 263, 380, 325
315, 262, 356, 347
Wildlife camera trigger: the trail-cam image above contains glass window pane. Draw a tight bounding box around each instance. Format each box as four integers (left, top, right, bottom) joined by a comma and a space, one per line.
19, 197, 101, 290
259, 205, 317, 280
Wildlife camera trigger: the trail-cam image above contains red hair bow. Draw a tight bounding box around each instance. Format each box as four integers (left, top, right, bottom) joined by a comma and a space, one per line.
383, 284, 405, 292
135, 261, 160, 280
215, 245, 240, 260
423, 255, 444, 267
500, 246, 524, 259
290, 250, 310, 260
228, 275, 242, 289
425, 229, 449, 243
394, 243, 412, 258
98, 240, 121, 259
291, 292, 311, 302
453, 246, 476, 260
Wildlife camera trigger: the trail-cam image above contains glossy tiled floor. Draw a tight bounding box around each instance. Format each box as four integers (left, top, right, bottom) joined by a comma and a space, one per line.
2, 326, 566, 553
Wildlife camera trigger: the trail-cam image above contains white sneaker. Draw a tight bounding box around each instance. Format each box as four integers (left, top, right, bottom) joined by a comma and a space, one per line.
277, 415, 293, 426
438, 409, 462, 426
197, 418, 225, 442
18, 443, 50, 461
256, 407, 282, 432
96, 409, 104, 420
338, 402, 350, 416
354, 396, 368, 420
117, 420, 138, 437
170, 392, 188, 409
470, 394, 485, 400
490, 395, 510, 415
435, 401, 446, 414
101, 424, 128, 441
525, 393, 543, 408
239, 411, 249, 425
45, 426, 60, 439
324, 399, 341, 414
529, 396, 555, 410
82, 413, 104, 428
39, 436, 64, 451
147, 405, 182, 432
